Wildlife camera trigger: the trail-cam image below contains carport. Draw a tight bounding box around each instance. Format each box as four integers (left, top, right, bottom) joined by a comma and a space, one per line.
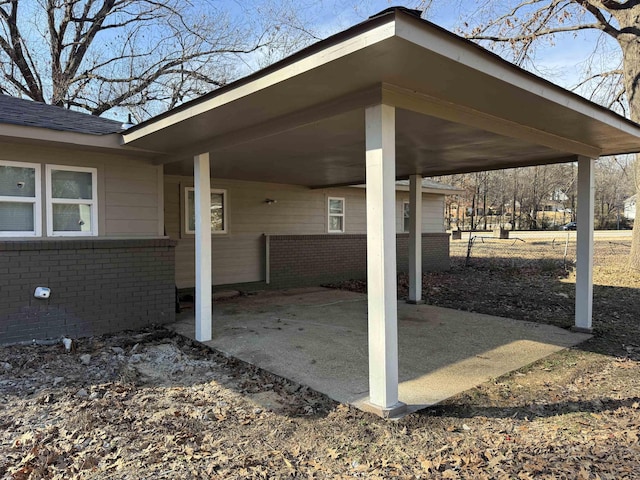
123, 7, 640, 417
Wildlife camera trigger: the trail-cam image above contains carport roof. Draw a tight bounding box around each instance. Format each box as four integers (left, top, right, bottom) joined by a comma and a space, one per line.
123, 7, 640, 188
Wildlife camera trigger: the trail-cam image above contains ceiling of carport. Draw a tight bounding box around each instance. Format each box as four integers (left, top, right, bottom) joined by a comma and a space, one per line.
162, 107, 575, 187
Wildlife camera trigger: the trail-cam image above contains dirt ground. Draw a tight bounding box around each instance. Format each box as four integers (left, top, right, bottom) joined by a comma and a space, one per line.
2, 241, 640, 479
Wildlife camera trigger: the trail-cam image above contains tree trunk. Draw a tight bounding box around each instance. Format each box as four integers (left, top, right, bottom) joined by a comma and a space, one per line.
512, 173, 517, 229
618, 10, 640, 268
470, 192, 476, 231
483, 189, 487, 230
631, 160, 640, 269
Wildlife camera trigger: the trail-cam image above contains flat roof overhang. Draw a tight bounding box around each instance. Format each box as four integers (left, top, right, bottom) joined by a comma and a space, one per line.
123, 9, 640, 188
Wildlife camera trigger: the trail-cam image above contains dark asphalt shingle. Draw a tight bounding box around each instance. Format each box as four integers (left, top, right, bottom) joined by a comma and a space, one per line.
0, 95, 124, 135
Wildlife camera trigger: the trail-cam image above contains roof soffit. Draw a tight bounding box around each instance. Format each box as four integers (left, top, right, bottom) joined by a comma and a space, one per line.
380, 84, 601, 159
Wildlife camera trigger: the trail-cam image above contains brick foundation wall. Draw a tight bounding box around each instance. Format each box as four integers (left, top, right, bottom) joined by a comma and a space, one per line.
0, 238, 176, 344
268, 233, 450, 288
396, 233, 450, 273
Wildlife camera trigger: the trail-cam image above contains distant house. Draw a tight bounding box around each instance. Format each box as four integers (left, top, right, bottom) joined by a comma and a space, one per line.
624, 194, 636, 220
543, 189, 570, 212
0, 94, 458, 344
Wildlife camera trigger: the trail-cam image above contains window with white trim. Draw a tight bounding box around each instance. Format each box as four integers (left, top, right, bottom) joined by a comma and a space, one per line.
46, 165, 98, 236
403, 201, 410, 233
185, 187, 227, 234
0, 161, 41, 237
328, 197, 345, 233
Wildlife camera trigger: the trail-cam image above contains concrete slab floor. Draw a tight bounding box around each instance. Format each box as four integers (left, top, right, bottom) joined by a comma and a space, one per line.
170, 287, 591, 415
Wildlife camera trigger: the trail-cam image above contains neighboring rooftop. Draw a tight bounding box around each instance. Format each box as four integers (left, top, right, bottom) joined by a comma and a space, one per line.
396, 178, 464, 193
352, 178, 464, 194
0, 94, 124, 135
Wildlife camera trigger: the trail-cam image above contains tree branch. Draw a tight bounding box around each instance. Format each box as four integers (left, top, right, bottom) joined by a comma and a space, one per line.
571, 68, 623, 89
0, 0, 44, 102
470, 22, 607, 42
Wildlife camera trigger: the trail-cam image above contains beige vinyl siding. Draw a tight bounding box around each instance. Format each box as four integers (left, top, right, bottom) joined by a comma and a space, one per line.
396, 192, 446, 233
0, 142, 162, 237
103, 163, 162, 236
165, 176, 446, 288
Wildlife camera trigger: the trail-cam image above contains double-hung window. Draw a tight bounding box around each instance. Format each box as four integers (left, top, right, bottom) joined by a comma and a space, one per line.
46, 165, 98, 236
328, 197, 345, 233
0, 161, 41, 236
185, 187, 227, 234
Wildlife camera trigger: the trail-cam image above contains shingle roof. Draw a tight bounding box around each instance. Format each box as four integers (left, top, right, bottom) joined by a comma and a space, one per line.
0, 95, 124, 135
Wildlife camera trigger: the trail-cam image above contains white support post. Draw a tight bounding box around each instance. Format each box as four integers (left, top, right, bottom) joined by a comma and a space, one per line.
194, 152, 212, 342
364, 104, 405, 417
408, 174, 424, 304
575, 156, 595, 333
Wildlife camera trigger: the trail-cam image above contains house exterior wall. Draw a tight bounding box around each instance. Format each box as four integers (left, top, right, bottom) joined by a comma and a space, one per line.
0, 144, 171, 344
0, 142, 164, 237
164, 176, 448, 288
267, 232, 450, 287
0, 238, 175, 344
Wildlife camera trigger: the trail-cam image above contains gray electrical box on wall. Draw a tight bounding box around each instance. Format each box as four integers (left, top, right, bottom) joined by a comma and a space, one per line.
34, 287, 51, 299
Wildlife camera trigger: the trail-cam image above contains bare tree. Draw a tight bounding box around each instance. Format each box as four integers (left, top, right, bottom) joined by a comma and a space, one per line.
0, 0, 317, 119
594, 156, 634, 228
446, 0, 640, 267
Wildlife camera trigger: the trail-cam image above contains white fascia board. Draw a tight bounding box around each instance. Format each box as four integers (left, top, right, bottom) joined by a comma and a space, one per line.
0, 123, 159, 158
122, 21, 396, 144
394, 14, 640, 140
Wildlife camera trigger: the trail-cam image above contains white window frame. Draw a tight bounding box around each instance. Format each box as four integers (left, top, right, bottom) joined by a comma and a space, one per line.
45, 164, 98, 237
0, 160, 42, 237
184, 187, 228, 235
328, 197, 345, 233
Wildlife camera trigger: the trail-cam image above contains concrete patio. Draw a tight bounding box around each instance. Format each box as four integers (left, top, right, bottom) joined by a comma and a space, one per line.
170, 287, 591, 415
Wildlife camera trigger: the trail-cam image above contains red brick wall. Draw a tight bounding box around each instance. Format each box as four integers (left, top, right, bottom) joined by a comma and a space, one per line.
0, 239, 176, 344
267, 233, 449, 288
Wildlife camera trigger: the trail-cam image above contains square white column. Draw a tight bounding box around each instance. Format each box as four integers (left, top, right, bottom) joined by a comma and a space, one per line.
194, 152, 212, 342
575, 156, 594, 333
363, 104, 405, 417
408, 174, 424, 304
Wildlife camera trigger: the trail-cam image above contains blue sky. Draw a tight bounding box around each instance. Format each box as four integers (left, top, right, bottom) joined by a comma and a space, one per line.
275, 0, 622, 95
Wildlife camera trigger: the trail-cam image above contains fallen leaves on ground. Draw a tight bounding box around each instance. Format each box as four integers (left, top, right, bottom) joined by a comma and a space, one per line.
2, 241, 640, 478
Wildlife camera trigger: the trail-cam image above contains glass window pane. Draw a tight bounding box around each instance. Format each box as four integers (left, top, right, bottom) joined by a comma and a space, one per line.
0, 202, 34, 231
187, 189, 195, 232
211, 192, 224, 231
51, 170, 93, 200
329, 199, 343, 214
52, 203, 92, 232
0, 165, 36, 197
187, 190, 226, 232
329, 215, 343, 232
404, 203, 410, 232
